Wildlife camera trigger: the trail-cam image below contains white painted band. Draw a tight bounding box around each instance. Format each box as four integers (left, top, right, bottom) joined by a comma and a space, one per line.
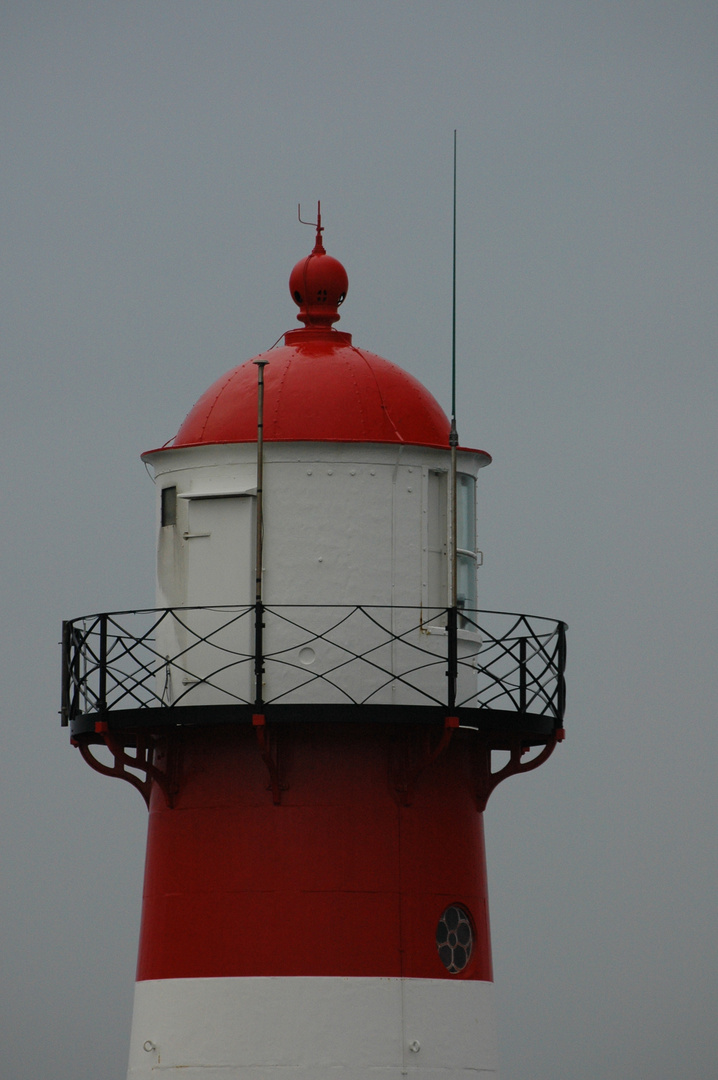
127, 976, 499, 1079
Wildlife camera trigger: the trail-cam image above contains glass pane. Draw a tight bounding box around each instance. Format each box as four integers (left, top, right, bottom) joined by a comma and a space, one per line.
457, 552, 477, 612
436, 906, 474, 974
161, 486, 177, 527
457, 474, 476, 552
427, 470, 448, 613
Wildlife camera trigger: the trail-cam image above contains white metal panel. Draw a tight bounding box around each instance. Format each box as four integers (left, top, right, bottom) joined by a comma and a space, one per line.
147, 443, 486, 711
185, 497, 254, 605
126, 976, 499, 1078
160, 497, 255, 707
262, 461, 394, 605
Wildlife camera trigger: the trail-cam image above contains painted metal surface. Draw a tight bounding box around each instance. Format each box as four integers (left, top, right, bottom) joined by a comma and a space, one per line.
136, 723, 493, 982
127, 977, 499, 1078
146, 442, 487, 608
157, 214, 489, 455
289, 202, 349, 328
164, 334, 468, 451
142, 441, 489, 711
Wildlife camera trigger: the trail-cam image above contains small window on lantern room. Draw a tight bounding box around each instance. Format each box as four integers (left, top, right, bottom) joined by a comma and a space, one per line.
427, 471, 478, 625
161, 486, 177, 527
456, 473, 477, 618
427, 470, 448, 614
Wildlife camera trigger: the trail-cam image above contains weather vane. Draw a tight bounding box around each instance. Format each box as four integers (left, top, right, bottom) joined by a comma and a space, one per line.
298, 200, 323, 250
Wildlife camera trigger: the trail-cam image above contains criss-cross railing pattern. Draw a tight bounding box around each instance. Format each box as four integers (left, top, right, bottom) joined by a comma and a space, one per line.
62, 607, 254, 719
467, 610, 566, 716
258, 605, 453, 709
62, 605, 566, 726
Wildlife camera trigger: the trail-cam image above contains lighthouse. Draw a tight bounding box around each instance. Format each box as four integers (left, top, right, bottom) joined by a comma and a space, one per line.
62, 210, 566, 1080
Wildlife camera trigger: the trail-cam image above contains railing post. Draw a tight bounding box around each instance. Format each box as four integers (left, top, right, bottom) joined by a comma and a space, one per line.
61, 621, 70, 726
447, 606, 458, 711
98, 614, 108, 715
71, 627, 82, 722
557, 621, 567, 722
519, 637, 527, 713
254, 601, 264, 709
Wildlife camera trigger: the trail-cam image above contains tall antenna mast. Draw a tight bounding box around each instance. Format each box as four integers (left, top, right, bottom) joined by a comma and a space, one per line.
451, 129, 458, 433
448, 130, 459, 710
450, 131, 459, 608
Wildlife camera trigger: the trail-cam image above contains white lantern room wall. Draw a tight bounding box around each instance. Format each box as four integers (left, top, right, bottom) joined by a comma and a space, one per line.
145, 439, 487, 710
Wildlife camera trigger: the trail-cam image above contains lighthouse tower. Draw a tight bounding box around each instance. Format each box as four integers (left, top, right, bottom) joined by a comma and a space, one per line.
63, 211, 566, 1080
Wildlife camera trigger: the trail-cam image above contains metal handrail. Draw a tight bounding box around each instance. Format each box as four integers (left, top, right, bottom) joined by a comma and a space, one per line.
61, 605, 566, 730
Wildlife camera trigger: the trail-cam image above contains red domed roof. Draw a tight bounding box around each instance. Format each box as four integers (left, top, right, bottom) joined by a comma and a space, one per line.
150, 211, 489, 458
171, 329, 453, 449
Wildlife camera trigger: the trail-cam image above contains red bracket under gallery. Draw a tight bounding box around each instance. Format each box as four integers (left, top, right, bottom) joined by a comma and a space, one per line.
476, 730, 562, 812
398, 715, 459, 807
253, 714, 283, 805
72, 724, 174, 808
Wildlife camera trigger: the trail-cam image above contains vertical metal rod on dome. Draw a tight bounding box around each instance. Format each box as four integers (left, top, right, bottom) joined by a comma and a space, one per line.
448, 130, 459, 712
253, 358, 269, 709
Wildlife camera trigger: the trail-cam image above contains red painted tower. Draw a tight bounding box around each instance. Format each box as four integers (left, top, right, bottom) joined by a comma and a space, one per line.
63, 212, 566, 1079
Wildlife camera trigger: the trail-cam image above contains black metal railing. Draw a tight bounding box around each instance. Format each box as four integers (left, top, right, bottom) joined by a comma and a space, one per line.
61, 605, 566, 731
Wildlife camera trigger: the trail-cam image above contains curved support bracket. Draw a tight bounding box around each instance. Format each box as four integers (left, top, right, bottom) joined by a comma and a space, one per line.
476, 729, 563, 812
75, 737, 152, 807
398, 716, 459, 807
253, 714, 283, 805
73, 724, 175, 808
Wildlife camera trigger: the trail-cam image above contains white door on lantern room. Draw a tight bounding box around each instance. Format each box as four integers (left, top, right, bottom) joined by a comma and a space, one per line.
178, 495, 256, 707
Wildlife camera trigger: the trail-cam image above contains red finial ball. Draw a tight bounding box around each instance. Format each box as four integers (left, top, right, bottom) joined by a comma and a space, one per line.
289, 210, 348, 327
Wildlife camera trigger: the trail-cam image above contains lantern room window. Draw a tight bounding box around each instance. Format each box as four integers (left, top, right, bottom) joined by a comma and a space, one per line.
427, 470, 478, 619
456, 474, 477, 615
427, 470, 448, 611
161, 486, 177, 527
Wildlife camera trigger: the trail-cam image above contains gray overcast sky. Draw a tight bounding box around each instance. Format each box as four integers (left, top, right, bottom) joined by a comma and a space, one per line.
1, 3, 717, 1078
